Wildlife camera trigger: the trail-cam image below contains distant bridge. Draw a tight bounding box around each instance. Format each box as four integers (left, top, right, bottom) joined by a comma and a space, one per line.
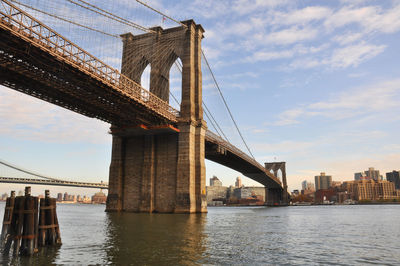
0, 159, 107, 189
0, 176, 108, 189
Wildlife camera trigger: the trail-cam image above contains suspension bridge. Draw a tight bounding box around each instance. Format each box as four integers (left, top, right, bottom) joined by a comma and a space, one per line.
0, 0, 288, 212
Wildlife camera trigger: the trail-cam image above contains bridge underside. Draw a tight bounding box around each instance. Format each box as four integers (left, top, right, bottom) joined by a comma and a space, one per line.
0, 27, 171, 127
205, 139, 282, 189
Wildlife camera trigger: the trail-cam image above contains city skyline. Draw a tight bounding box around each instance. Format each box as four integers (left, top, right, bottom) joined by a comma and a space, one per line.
1, 0, 400, 191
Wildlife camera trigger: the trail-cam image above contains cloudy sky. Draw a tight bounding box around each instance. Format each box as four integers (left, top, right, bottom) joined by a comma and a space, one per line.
1, 0, 400, 194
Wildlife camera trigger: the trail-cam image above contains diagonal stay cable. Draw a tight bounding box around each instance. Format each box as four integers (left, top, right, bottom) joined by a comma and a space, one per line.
135, 0, 187, 28
66, 0, 154, 33
10, 0, 119, 38
201, 50, 255, 160
173, 61, 228, 141
0, 159, 61, 181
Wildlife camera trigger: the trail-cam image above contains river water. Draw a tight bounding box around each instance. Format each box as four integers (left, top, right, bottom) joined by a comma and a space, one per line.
0, 203, 399, 265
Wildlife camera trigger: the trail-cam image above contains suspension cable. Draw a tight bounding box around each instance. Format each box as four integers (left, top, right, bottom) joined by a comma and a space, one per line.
10, 0, 119, 38
135, 0, 187, 28
67, 0, 154, 33
201, 50, 256, 160
0, 159, 61, 181
173, 61, 228, 140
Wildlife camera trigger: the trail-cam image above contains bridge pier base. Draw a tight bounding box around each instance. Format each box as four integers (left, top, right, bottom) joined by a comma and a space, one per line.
106, 123, 207, 213
265, 187, 288, 206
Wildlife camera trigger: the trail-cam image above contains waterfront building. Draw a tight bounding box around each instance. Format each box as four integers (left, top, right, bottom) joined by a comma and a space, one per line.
210, 176, 222, 187
331, 181, 342, 188
92, 191, 107, 204
315, 188, 336, 204
235, 177, 242, 188
63, 192, 69, 201
386, 170, 400, 189
352, 180, 399, 201
206, 176, 228, 205
233, 186, 265, 200
315, 172, 332, 190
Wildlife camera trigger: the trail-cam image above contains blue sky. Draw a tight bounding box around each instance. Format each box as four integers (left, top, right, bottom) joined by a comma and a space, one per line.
1, 0, 400, 194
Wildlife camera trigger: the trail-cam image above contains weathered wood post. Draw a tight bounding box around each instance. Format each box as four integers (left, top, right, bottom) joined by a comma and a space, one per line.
39, 190, 61, 246
12, 193, 25, 256
20, 186, 38, 255
1, 188, 60, 256
1, 191, 15, 243
1, 191, 15, 251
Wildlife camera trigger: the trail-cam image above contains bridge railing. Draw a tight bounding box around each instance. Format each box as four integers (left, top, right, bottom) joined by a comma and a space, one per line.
0, 0, 179, 122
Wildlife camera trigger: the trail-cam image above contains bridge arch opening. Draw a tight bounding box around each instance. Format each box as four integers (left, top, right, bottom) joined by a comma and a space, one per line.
169, 57, 182, 111
140, 63, 151, 91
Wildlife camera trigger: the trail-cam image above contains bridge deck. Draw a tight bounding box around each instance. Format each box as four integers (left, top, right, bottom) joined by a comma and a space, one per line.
205, 131, 282, 188
0, 0, 178, 127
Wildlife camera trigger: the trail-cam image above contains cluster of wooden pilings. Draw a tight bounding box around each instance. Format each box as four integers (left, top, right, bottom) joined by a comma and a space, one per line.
0, 187, 61, 256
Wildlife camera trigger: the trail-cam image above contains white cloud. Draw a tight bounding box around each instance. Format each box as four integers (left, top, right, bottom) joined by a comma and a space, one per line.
272, 6, 332, 25
263, 27, 318, 45
232, 0, 290, 15
324, 4, 400, 34
332, 32, 364, 45
286, 42, 386, 70
273, 79, 400, 126
326, 42, 386, 68
0, 88, 111, 144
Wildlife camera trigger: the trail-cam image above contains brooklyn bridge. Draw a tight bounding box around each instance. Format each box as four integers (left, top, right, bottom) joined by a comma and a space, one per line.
0, 0, 288, 213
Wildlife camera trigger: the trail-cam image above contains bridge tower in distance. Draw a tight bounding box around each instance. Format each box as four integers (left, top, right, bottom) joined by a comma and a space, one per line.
264, 162, 288, 206
106, 20, 207, 213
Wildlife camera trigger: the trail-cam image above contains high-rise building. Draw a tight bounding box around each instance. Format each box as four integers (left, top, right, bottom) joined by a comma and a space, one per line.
301, 180, 307, 190
365, 167, 381, 181
355, 168, 381, 181
63, 192, 69, 201
57, 193, 63, 202
210, 176, 222, 187
354, 172, 367, 180
386, 170, 400, 189
315, 172, 332, 190
301, 180, 315, 192
235, 177, 242, 188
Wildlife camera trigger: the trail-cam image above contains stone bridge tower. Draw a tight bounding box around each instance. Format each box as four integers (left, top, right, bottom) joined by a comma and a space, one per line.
264, 162, 288, 206
106, 20, 207, 213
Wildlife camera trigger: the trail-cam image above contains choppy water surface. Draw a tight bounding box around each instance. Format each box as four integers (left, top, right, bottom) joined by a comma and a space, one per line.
0, 203, 399, 265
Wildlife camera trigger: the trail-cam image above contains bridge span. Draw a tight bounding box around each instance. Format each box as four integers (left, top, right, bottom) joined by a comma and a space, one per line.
0, 0, 288, 213
0, 177, 108, 189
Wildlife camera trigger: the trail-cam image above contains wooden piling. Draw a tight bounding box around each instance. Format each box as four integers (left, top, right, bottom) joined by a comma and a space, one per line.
1, 191, 15, 252
1, 187, 60, 256
38, 190, 61, 246
12, 195, 25, 256
20, 187, 37, 255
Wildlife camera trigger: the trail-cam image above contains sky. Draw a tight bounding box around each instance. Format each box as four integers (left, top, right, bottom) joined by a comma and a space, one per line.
1, 0, 400, 194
